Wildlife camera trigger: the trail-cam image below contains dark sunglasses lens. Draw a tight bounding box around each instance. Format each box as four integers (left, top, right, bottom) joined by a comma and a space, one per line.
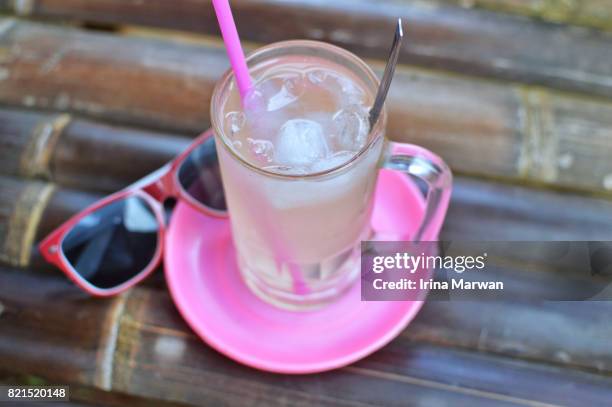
61, 196, 159, 289
177, 136, 226, 211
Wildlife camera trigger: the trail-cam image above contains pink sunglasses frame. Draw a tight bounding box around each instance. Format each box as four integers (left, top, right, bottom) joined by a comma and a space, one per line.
39, 129, 227, 296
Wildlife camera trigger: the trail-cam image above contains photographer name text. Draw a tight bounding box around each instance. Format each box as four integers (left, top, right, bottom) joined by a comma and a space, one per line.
369, 252, 504, 291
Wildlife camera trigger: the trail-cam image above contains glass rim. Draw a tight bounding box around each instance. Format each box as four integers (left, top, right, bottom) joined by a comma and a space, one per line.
210, 40, 386, 180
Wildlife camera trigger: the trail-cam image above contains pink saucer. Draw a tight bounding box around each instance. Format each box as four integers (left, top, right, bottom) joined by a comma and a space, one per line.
164, 169, 427, 374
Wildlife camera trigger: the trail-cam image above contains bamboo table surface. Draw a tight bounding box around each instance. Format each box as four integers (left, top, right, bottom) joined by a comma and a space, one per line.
1, 1, 612, 406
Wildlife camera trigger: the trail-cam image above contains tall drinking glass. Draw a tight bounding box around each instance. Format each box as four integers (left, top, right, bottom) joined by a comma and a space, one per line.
211, 41, 451, 310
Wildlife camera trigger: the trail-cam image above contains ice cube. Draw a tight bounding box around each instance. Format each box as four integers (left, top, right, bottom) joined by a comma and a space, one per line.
310, 151, 356, 172
247, 138, 275, 163
308, 69, 364, 106
276, 119, 329, 167
306, 68, 328, 84
225, 111, 246, 136
338, 76, 364, 102
258, 73, 304, 112
332, 106, 369, 151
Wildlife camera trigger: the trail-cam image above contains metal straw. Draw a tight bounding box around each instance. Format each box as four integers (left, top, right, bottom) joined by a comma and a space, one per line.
368, 18, 404, 130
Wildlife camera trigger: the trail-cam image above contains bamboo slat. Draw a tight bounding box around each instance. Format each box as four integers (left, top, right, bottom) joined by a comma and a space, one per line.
407, 301, 612, 375
6, 0, 612, 98
1, 267, 611, 406
2, 23, 612, 195
442, 177, 612, 241
0, 108, 188, 193
0, 19, 226, 133
54, 119, 187, 193
440, 0, 612, 31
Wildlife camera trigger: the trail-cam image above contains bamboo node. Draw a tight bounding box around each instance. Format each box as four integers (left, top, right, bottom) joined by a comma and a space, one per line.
517, 87, 558, 183
96, 292, 129, 391
0, 182, 55, 267
20, 113, 72, 179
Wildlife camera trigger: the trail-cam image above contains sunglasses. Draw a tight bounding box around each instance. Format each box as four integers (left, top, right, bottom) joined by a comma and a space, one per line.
39, 129, 227, 296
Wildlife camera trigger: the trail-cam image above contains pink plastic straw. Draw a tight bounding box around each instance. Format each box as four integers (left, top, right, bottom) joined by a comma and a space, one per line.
212, 0, 252, 101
